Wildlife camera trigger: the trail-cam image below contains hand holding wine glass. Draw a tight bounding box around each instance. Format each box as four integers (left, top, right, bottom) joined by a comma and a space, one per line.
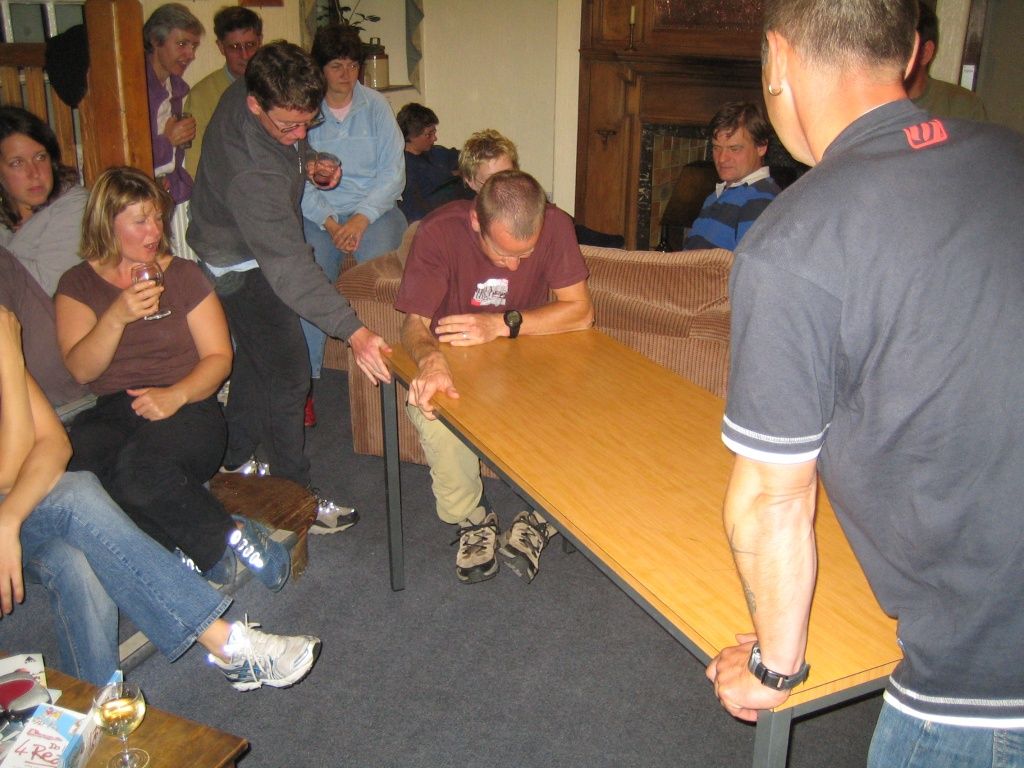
93, 681, 149, 768
130, 262, 171, 321
305, 150, 341, 189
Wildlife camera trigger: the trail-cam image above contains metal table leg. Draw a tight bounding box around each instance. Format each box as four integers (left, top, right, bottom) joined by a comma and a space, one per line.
752, 708, 793, 768
380, 378, 404, 591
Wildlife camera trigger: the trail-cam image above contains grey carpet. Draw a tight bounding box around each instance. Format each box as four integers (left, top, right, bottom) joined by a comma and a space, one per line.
2, 370, 883, 767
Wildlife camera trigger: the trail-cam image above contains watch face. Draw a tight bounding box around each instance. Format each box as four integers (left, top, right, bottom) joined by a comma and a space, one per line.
506, 310, 522, 326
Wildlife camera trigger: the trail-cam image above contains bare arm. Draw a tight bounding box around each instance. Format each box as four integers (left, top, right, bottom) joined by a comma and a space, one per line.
434, 280, 595, 346
401, 312, 458, 420
55, 281, 163, 384
126, 292, 233, 421
0, 308, 72, 614
706, 454, 818, 720
0, 308, 34, 490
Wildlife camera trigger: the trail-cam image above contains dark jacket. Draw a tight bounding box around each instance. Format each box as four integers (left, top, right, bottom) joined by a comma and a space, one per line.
186, 79, 363, 341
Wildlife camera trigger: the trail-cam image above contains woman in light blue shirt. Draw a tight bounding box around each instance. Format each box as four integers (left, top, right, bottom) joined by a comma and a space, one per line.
300, 25, 406, 413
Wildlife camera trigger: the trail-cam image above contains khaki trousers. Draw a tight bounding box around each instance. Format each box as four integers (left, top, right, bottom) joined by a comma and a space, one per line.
406, 403, 487, 527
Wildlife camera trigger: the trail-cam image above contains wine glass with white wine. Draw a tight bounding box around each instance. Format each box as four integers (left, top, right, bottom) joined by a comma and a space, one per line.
130, 262, 171, 321
93, 681, 149, 768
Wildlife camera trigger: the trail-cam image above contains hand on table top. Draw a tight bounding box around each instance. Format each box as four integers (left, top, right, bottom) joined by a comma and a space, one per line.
435, 313, 504, 346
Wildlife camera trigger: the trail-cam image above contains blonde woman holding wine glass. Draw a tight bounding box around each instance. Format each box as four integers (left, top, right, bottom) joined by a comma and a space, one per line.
55, 167, 290, 594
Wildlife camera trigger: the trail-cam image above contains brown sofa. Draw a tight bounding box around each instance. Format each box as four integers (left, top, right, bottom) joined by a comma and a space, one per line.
326, 233, 733, 466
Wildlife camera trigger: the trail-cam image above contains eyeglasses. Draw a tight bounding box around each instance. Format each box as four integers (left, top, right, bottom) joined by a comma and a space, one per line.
262, 108, 325, 135
327, 61, 361, 73
224, 40, 260, 53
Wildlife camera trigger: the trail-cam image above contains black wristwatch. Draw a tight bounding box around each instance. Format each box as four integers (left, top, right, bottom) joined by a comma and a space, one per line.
747, 644, 810, 690
503, 309, 523, 339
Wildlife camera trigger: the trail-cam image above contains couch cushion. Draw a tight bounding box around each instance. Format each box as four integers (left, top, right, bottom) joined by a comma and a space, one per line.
581, 246, 732, 397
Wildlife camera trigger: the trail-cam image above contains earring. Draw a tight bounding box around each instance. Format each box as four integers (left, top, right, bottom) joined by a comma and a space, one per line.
767, 84, 783, 96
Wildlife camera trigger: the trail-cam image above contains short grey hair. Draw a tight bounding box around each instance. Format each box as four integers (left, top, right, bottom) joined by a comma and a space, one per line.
143, 3, 204, 52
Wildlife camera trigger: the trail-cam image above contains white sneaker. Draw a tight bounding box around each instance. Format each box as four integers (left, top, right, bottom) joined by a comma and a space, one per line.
219, 458, 270, 477
209, 619, 320, 691
309, 490, 359, 535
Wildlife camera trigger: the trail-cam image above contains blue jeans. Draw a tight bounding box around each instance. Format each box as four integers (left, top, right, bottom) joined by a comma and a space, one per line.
869, 701, 1024, 768
24, 538, 118, 685
16, 472, 231, 685
301, 207, 407, 378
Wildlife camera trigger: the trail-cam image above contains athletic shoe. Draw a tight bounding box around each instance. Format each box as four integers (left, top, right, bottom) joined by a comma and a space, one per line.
209, 619, 321, 692
219, 458, 270, 477
498, 511, 552, 584
176, 547, 235, 589
309, 490, 359, 535
453, 511, 500, 584
228, 515, 290, 592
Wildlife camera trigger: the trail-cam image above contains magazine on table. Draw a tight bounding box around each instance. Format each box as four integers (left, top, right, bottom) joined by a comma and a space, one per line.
0, 657, 118, 768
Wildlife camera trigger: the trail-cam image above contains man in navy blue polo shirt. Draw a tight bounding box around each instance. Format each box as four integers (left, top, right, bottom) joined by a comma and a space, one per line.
706, 1, 1024, 765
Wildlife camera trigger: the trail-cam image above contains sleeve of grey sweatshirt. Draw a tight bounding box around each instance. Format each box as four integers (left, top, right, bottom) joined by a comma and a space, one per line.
226, 168, 364, 341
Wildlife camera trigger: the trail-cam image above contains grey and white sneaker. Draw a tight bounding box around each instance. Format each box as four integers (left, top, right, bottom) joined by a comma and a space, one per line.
499, 511, 553, 583
309, 489, 359, 535
219, 458, 270, 477
209, 619, 321, 691
453, 511, 500, 584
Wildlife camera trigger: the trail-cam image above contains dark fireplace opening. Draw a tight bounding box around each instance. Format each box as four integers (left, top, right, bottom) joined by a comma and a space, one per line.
637, 124, 709, 251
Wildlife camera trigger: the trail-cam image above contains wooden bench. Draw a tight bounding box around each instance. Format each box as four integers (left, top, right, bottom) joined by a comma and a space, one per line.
208, 474, 317, 579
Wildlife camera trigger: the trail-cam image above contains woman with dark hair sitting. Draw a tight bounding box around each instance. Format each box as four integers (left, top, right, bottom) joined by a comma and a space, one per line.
0, 106, 89, 296
299, 25, 406, 426
54, 167, 288, 593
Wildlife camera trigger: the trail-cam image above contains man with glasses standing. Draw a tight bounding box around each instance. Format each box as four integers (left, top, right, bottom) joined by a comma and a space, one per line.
188, 42, 392, 533
183, 6, 263, 178
397, 171, 593, 585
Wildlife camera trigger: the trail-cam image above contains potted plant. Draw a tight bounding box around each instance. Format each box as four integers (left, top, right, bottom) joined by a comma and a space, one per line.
319, 0, 380, 31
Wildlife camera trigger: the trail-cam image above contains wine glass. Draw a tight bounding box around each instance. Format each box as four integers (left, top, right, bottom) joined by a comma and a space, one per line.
93, 681, 149, 768
130, 262, 171, 320
305, 150, 341, 189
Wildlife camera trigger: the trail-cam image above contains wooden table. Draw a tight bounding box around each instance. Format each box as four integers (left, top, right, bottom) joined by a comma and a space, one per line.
40, 664, 247, 767
379, 329, 901, 768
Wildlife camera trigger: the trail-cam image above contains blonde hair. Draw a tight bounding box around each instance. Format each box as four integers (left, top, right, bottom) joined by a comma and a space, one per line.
458, 129, 519, 183
80, 167, 173, 267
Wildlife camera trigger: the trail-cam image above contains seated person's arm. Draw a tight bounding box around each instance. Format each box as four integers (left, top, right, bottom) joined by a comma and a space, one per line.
126, 292, 233, 421
0, 308, 71, 614
55, 280, 164, 383
401, 312, 458, 420
435, 280, 595, 346
0, 309, 35, 489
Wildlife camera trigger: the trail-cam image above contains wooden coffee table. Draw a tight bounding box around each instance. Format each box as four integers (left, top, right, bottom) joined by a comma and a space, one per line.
38, 663, 247, 767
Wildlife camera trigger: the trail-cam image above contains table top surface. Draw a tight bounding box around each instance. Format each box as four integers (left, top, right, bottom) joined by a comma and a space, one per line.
37, 663, 247, 768
388, 329, 900, 711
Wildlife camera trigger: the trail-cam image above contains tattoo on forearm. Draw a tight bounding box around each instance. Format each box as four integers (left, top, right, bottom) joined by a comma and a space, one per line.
740, 575, 757, 615
729, 524, 757, 615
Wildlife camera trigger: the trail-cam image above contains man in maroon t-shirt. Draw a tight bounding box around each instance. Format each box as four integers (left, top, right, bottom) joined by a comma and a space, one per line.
395, 171, 593, 584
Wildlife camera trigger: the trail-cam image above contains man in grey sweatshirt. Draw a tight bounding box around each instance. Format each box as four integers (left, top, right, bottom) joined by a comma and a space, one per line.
188, 41, 391, 533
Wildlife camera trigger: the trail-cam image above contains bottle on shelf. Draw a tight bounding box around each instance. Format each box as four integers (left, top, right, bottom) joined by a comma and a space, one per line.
362, 37, 390, 89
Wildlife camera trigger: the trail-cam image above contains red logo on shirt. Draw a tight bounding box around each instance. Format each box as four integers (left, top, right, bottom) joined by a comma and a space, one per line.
903, 119, 948, 149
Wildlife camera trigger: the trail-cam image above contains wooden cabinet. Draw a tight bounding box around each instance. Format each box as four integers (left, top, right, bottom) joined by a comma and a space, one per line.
575, 0, 764, 247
